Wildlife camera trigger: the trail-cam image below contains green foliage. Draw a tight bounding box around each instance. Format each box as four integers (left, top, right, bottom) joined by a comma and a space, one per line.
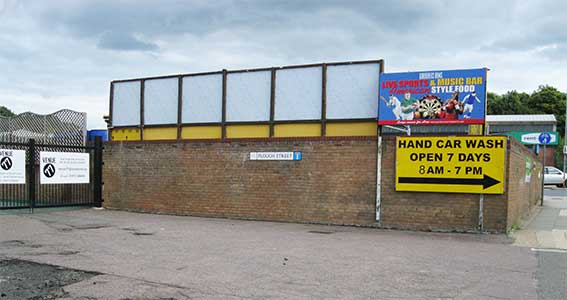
0, 106, 15, 118
488, 85, 567, 168
487, 91, 531, 115
529, 86, 566, 136
488, 86, 566, 133
555, 135, 564, 168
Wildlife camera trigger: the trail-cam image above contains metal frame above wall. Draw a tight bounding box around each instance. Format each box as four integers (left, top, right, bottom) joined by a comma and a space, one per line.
108, 59, 384, 141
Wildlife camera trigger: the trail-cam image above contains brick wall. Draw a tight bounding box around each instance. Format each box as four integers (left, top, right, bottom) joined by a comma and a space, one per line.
103, 138, 378, 226
506, 138, 542, 230
533, 145, 556, 167
102, 136, 541, 232
379, 136, 541, 233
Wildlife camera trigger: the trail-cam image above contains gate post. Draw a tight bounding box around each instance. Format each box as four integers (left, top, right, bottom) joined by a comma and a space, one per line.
93, 136, 103, 208
27, 139, 36, 212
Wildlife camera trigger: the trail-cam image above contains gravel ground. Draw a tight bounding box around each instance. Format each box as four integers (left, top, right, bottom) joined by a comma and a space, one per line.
0, 259, 98, 300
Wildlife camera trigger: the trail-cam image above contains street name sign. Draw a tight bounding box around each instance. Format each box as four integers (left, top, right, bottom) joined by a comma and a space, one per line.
249, 152, 302, 161
396, 136, 506, 194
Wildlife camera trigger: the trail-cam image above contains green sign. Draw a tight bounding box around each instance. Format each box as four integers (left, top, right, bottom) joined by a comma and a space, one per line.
507, 131, 559, 145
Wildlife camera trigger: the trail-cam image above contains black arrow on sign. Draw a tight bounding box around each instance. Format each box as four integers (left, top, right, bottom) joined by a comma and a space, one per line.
398, 174, 500, 190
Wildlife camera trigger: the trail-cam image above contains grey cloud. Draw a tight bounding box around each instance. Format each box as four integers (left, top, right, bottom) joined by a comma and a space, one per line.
20, 0, 437, 59
538, 43, 567, 61
97, 31, 158, 51
480, 0, 567, 60
26, 0, 439, 39
1, 0, 566, 129
487, 21, 567, 53
0, 40, 33, 61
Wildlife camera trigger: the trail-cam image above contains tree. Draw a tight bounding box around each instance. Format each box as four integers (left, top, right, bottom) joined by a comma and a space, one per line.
487, 86, 567, 167
525, 86, 567, 167
555, 135, 565, 168
487, 91, 531, 115
527, 85, 566, 136
0, 106, 15, 118
486, 92, 502, 115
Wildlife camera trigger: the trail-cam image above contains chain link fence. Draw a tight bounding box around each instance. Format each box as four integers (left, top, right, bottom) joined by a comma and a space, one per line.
0, 109, 86, 146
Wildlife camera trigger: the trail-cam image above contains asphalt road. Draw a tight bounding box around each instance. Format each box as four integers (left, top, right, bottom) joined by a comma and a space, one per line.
516, 191, 567, 299
544, 186, 567, 197
0, 208, 538, 300
537, 250, 567, 300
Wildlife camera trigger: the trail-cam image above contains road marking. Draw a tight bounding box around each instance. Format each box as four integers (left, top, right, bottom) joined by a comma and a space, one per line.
552, 230, 567, 249
559, 209, 567, 217
536, 231, 556, 249
531, 248, 567, 253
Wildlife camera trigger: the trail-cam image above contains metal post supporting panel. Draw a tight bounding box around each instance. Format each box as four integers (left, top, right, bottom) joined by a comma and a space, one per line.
541, 144, 546, 206
93, 136, 104, 208
27, 139, 36, 213
376, 135, 382, 222
479, 194, 484, 232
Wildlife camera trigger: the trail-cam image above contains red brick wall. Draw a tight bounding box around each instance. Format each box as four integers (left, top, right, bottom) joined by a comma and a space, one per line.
506, 138, 542, 230
102, 136, 541, 232
103, 138, 378, 226
533, 145, 556, 167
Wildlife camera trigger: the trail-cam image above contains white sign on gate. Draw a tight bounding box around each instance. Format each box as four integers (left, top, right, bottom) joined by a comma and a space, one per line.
0, 149, 26, 184
40, 151, 90, 184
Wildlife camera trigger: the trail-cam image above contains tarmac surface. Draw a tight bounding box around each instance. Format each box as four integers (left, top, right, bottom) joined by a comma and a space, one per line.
511, 187, 567, 300
0, 208, 539, 300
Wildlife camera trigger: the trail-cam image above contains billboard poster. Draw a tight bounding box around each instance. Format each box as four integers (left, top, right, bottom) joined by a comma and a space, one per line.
378, 68, 487, 125
395, 136, 506, 194
0, 149, 26, 184
40, 151, 90, 184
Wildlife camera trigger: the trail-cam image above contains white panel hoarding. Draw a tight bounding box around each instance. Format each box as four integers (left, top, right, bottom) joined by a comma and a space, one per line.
326, 63, 380, 119
40, 152, 90, 184
227, 71, 271, 122
182, 74, 223, 123
0, 149, 26, 184
275, 67, 322, 121
144, 78, 179, 125
112, 81, 141, 126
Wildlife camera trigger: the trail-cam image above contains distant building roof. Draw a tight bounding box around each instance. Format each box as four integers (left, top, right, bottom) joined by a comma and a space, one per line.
486, 114, 556, 124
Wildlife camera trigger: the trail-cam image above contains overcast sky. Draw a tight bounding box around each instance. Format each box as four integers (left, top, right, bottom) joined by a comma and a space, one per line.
1, 0, 565, 128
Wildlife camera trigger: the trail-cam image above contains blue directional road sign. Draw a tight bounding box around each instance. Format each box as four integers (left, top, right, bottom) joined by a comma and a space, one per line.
538, 132, 552, 145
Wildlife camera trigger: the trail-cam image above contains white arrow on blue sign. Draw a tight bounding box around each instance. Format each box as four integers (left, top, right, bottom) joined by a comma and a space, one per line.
538, 132, 552, 145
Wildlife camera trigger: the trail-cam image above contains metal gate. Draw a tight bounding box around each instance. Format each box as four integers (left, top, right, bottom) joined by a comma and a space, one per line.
0, 137, 103, 210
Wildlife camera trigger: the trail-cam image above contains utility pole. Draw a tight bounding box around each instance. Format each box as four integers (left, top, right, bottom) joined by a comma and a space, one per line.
542, 144, 546, 206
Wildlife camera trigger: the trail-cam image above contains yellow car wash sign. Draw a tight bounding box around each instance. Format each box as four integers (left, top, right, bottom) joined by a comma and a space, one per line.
396, 136, 506, 194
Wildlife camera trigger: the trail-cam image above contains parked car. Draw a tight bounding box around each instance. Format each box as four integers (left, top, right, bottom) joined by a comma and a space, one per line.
544, 166, 566, 187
